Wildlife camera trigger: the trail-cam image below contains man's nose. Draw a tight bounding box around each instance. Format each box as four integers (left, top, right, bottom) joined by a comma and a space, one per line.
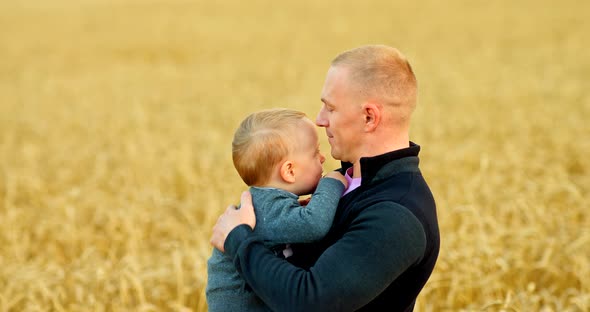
316, 109, 327, 127
320, 153, 326, 164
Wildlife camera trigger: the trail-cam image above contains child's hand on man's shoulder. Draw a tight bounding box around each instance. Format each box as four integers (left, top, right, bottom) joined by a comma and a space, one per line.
324, 171, 348, 188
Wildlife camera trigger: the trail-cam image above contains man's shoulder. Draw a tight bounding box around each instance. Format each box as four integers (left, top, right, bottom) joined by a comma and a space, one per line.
351, 199, 418, 221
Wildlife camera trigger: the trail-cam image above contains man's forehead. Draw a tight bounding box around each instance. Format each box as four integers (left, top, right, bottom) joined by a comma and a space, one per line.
321, 68, 344, 101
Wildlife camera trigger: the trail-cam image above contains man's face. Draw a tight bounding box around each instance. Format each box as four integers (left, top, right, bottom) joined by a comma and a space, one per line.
316, 66, 365, 163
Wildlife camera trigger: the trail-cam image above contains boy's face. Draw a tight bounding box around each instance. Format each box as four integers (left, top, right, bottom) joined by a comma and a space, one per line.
289, 118, 326, 195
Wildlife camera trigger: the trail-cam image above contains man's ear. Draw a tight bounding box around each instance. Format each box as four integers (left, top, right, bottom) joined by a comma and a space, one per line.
362, 102, 381, 132
279, 160, 296, 183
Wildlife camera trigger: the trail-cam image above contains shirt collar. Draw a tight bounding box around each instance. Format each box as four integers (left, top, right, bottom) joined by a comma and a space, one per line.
340, 142, 421, 185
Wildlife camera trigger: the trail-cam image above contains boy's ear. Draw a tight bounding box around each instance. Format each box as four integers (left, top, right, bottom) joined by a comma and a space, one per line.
279, 160, 296, 183
362, 102, 381, 132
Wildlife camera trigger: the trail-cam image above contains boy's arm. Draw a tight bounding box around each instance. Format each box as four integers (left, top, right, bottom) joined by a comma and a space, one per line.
267, 174, 346, 244
224, 202, 427, 311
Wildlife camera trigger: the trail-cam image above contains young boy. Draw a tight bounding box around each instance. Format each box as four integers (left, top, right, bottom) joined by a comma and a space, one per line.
206, 108, 348, 311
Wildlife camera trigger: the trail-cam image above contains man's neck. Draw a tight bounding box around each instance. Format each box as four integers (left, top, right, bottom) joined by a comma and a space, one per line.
351, 164, 362, 179
351, 140, 410, 178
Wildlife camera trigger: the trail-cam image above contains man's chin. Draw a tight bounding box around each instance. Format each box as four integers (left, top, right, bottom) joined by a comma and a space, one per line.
330, 151, 342, 161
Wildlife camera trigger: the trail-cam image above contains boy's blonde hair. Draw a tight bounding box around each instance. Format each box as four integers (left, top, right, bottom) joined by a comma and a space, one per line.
232, 108, 307, 186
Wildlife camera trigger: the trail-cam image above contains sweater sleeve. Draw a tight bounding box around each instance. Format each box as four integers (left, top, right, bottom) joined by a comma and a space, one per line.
265, 177, 345, 244
224, 202, 427, 312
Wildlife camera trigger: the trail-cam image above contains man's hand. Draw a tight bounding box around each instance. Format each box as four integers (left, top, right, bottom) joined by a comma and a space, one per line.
210, 191, 257, 253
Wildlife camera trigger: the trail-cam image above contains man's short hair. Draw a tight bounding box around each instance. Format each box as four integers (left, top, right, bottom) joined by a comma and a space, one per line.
332, 45, 418, 123
232, 108, 307, 186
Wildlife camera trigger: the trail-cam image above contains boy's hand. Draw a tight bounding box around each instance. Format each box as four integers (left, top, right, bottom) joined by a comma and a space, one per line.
324, 171, 348, 188
298, 197, 311, 206
210, 191, 257, 253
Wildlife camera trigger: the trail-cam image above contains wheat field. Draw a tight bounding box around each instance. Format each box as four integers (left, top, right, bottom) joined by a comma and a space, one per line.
0, 0, 588, 311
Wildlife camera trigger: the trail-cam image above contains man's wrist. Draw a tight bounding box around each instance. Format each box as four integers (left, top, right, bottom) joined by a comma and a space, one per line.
224, 224, 254, 259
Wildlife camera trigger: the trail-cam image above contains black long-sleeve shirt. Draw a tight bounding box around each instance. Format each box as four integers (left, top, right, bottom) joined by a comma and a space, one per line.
225, 143, 440, 311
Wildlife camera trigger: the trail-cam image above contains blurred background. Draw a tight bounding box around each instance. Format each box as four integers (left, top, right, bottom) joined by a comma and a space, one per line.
0, 0, 588, 310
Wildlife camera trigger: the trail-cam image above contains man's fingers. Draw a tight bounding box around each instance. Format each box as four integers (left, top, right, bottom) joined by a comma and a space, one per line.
239, 190, 256, 229
210, 233, 223, 252
210, 222, 225, 253
240, 191, 253, 210
210, 191, 256, 253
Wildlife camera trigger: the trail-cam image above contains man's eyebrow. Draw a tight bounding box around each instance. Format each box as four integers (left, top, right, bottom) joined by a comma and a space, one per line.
321, 98, 331, 105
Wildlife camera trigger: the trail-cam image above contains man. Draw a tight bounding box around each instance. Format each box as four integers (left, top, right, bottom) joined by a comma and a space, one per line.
210, 45, 440, 311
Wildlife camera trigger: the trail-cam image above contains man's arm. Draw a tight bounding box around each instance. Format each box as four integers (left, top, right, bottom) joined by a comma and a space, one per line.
221, 201, 427, 311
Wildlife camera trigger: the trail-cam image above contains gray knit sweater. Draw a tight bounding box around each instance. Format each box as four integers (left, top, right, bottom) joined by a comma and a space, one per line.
206, 177, 345, 312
